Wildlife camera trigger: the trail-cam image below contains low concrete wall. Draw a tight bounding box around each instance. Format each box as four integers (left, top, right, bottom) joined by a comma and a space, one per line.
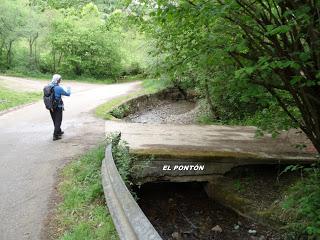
109, 87, 195, 119
101, 144, 162, 240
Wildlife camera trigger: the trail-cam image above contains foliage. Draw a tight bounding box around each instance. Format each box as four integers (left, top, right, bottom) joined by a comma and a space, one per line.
280, 163, 320, 238
45, 4, 122, 78
0, 86, 41, 111
127, 0, 320, 152
110, 104, 131, 119
142, 77, 172, 93
0, 0, 151, 80
221, 0, 320, 152
95, 93, 136, 120
106, 132, 135, 188
56, 145, 118, 240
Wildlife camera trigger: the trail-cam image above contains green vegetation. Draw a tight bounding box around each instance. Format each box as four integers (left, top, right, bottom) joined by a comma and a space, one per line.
54, 134, 142, 240
0, 86, 41, 111
54, 145, 118, 240
2, 0, 319, 151
278, 164, 320, 239
107, 133, 136, 189
3, 0, 318, 238
128, 0, 320, 153
0, 0, 150, 81
95, 93, 137, 120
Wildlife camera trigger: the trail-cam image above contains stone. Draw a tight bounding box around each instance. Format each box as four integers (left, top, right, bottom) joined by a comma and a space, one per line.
211, 225, 223, 233
172, 231, 182, 240
250, 236, 265, 240
233, 224, 240, 230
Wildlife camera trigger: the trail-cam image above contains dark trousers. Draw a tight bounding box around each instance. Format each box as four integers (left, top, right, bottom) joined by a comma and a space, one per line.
50, 108, 63, 136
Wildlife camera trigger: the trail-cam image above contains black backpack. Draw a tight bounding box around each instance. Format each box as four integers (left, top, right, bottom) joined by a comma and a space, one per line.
43, 85, 56, 110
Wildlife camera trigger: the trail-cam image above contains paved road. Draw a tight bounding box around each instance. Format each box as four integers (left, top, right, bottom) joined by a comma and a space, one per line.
0, 76, 141, 240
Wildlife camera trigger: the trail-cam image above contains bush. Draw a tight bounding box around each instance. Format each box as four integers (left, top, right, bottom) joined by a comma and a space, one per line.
110, 104, 130, 119
106, 133, 135, 188
281, 163, 320, 239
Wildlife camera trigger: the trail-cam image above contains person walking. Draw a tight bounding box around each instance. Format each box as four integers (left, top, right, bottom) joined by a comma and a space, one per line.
49, 74, 71, 141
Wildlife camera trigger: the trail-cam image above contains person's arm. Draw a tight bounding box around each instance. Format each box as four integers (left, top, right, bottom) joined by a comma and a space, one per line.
56, 86, 71, 96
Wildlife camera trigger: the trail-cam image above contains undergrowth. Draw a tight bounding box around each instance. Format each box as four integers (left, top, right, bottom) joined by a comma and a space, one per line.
279, 162, 320, 239
53, 133, 146, 239
56, 145, 118, 240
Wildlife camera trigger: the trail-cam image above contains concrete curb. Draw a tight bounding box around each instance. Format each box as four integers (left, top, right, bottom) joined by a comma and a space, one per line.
101, 144, 162, 240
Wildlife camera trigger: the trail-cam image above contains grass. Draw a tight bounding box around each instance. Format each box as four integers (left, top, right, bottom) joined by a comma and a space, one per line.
0, 86, 41, 111
95, 78, 170, 120
53, 145, 118, 240
95, 93, 140, 120
278, 164, 320, 238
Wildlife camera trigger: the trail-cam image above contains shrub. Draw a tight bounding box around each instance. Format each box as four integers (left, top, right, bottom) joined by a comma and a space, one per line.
281, 163, 320, 239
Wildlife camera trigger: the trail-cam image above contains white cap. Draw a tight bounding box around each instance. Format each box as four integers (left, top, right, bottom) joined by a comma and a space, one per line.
51, 74, 62, 84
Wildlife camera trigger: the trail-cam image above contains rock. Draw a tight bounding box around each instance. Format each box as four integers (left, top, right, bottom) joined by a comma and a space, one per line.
248, 229, 257, 235
171, 232, 182, 240
250, 236, 265, 240
211, 225, 223, 233
250, 237, 259, 240
233, 224, 240, 230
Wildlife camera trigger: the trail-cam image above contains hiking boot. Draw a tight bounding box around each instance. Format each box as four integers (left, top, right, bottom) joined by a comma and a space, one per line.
53, 135, 62, 141
57, 131, 64, 136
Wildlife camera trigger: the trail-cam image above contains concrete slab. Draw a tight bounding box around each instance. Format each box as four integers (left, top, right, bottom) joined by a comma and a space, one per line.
105, 121, 316, 160
105, 121, 317, 182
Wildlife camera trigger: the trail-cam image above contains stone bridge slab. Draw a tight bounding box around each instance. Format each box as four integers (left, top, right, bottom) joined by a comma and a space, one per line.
105, 121, 317, 181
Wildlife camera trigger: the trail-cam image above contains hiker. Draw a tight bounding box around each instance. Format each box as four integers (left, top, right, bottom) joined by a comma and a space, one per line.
48, 74, 71, 141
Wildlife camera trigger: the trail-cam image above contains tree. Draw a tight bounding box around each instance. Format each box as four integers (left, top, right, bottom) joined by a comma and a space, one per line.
128, 0, 320, 153
48, 3, 122, 77
0, 0, 26, 69
217, 0, 320, 152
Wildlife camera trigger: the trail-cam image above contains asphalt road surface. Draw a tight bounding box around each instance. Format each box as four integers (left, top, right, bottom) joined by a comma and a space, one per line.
0, 76, 140, 240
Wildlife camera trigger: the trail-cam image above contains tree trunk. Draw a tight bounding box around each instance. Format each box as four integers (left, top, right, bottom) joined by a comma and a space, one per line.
29, 38, 33, 68
6, 40, 13, 68
34, 40, 38, 68
52, 49, 56, 73
29, 33, 38, 69
204, 78, 219, 119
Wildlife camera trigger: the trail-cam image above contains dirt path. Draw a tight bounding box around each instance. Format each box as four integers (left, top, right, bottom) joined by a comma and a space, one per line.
0, 76, 141, 240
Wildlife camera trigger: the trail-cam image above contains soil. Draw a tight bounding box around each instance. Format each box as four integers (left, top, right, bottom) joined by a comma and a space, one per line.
125, 100, 199, 124
136, 182, 282, 240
